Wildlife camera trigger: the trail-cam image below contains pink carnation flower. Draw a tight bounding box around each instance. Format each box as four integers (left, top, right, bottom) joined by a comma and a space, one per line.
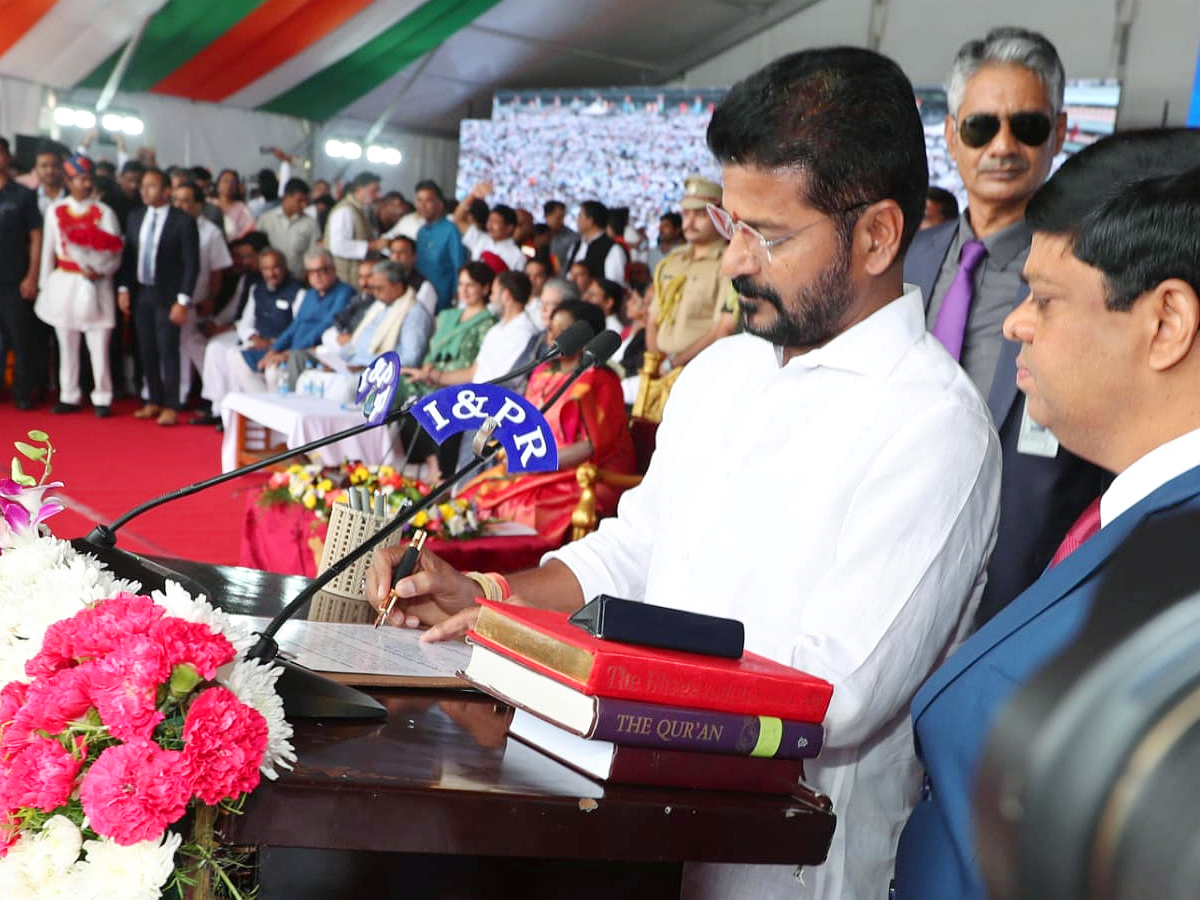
2, 666, 93, 759
0, 681, 28, 727
26, 592, 165, 678
0, 808, 20, 858
181, 686, 268, 805
87, 638, 169, 743
79, 740, 190, 845
151, 617, 236, 681
0, 736, 82, 812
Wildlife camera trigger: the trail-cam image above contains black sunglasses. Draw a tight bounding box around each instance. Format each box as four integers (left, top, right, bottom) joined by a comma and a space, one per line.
958, 112, 1053, 149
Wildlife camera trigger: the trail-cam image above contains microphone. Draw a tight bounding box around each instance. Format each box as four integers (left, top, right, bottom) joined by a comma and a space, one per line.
484, 319, 594, 386
79, 326, 598, 553
246, 329, 624, 681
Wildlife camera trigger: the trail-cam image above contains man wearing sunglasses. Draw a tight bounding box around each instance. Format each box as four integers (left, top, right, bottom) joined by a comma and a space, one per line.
905, 27, 1108, 627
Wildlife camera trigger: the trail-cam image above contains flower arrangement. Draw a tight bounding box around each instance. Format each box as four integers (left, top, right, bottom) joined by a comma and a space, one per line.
260, 461, 485, 539
58, 209, 124, 278
0, 434, 295, 899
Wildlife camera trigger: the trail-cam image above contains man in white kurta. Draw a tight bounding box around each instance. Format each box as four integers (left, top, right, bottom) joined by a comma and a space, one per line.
365, 47, 1002, 900
36, 154, 120, 416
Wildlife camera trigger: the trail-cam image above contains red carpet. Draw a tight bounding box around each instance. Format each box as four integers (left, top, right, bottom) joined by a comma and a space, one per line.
1, 399, 257, 565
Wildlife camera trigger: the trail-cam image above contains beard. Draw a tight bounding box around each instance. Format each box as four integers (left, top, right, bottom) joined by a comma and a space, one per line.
733, 239, 854, 350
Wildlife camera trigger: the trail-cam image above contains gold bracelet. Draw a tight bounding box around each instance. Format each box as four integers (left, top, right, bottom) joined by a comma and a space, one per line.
465, 571, 504, 603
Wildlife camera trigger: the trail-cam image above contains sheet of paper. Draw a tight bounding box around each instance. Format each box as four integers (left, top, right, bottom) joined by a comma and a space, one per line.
234, 615, 475, 688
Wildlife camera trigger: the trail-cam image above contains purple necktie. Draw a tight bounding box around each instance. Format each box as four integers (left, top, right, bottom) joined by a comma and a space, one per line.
931, 239, 987, 360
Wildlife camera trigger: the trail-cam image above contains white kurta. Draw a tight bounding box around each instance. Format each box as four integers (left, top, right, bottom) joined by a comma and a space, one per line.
35, 197, 120, 330
549, 286, 1002, 900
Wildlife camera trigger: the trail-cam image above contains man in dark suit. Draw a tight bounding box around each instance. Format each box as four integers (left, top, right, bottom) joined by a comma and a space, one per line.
894, 128, 1200, 900
904, 27, 1107, 625
117, 167, 198, 426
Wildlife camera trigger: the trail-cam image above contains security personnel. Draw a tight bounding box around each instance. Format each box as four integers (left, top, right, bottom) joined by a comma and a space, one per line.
646, 175, 738, 370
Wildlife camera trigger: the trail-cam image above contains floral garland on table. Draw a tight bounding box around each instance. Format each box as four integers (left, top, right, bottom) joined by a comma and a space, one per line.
259, 461, 486, 539
0, 432, 296, 899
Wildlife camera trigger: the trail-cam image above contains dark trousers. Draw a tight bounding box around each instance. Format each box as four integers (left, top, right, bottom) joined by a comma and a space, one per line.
134, 287, 182, 410
0, 283, 49, 403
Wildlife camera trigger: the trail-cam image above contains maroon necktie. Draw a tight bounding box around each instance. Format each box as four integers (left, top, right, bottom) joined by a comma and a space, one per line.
1048, 497, 1103, 567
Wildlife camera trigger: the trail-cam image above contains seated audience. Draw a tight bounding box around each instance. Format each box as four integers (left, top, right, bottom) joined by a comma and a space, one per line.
617, 266, 652, 403
387, 235, 439, 317
512, 277, 579, 380
583, 277, 625, 334
458, 299, 636, 541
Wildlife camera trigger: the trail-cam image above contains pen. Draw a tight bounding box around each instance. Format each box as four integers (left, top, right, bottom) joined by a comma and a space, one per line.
374, 529, 428, 628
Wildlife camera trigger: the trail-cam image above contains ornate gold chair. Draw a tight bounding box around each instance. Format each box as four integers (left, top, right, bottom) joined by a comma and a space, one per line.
569, 351, 680, 540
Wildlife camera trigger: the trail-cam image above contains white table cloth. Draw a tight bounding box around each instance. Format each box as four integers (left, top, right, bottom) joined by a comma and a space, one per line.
220, 392, 401, 473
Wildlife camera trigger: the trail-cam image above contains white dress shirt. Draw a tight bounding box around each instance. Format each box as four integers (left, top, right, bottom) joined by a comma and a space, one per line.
462, 224, 526, 271
1101, 425, 1200, 526
195, 216, 232, 306
549, 286, 1002, 900
572, 232, 628, 283
471, 311, 538, 383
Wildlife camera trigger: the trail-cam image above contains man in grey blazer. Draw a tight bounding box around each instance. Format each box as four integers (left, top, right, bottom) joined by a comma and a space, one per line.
904, 27, 1107, 625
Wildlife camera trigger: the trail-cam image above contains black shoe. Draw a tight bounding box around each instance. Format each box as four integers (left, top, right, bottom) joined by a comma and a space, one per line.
94, 405, 112, 419
53, 402, 82, 414
190, 414, 222, 426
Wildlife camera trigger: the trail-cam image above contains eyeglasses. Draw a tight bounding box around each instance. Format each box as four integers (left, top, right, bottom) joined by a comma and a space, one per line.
305, 266, 333, 275
957, 112, 1053, 149
706, 202, 867, 265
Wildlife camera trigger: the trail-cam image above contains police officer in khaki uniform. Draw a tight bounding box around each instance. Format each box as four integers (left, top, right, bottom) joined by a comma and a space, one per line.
646, 175, 738, 370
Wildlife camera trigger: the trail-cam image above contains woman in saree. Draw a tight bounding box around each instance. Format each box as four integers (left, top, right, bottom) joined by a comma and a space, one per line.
399, 261, 499, 476
458, 300, 636, 543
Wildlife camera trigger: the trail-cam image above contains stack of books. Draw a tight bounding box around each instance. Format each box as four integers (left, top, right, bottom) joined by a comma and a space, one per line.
460, 599, 834, 793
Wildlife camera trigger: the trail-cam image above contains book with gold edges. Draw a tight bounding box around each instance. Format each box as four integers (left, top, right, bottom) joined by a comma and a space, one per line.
467, 599, 834, 721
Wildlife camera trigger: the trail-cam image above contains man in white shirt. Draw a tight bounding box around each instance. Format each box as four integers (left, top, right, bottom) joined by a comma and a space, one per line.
366, 48, 1002, 900
894, 129, 1200, 900
570, 200, 628, 284
256, 178, 319, 280
453, 182, 527, 272
172, 181, 232, 408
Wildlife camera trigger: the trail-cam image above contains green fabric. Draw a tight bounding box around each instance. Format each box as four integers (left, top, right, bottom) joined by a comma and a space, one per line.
399, 307, 497, 401
260, 0, 503, 120
79, 0, 264, 92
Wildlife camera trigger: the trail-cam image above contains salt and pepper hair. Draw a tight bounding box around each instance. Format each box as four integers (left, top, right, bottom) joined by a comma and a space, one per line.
303, 247, 335, 268
946, 27, 1065, 117
372, 260, 406, 284
540, 277, 579, 304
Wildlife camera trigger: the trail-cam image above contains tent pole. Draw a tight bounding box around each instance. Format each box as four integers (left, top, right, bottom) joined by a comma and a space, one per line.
96, 17, 151, 114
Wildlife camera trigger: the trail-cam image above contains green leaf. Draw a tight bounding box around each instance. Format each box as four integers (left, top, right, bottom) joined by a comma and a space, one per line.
26, 429, 48, 442
10, 458, 36, 486
14, 441, 46, 461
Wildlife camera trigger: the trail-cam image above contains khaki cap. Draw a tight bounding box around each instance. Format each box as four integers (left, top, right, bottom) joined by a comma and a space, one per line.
680, 175, 722, 210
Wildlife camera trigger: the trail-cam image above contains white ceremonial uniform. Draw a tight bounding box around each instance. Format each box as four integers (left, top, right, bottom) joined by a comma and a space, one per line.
35, 197, 121, 406
549, 286, 1002, 900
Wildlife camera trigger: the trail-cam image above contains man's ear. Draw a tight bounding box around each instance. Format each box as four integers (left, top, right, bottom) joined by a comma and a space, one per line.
858, 200, 905, 276
1146, 278, 1200, 372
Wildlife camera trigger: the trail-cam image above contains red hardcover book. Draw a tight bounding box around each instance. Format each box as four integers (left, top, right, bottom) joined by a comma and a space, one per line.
467, 599, 834, 721
508, 708, 805, 794
461, 643, 824, 760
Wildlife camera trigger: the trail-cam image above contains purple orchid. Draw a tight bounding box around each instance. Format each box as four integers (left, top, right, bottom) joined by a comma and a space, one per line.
0, 476, 64, 540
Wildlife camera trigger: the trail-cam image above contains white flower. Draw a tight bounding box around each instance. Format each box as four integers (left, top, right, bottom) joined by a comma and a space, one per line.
151, 580, 254, 656
0, 535, 138, 684
0, 815, 83, 900
73, 830, 181, 900
218, 658, 296, 779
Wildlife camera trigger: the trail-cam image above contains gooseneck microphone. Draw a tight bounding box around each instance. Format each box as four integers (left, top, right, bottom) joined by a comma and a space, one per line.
79, 320, 597, 554
246, 330, 625, 673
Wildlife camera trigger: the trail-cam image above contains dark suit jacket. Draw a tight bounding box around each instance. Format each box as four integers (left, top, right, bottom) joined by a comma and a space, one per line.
904, 221, 1107, 624
118, 204, 200, 306
893, 463, 1200, 899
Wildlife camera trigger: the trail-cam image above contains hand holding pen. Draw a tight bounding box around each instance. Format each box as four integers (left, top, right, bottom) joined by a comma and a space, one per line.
374, 529, 428, 628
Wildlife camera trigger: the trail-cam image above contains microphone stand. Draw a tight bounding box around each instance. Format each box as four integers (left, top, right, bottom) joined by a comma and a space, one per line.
245, 348, 614, 719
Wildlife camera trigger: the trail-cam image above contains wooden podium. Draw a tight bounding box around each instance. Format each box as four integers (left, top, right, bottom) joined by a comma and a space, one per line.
165, 559, 837, 899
